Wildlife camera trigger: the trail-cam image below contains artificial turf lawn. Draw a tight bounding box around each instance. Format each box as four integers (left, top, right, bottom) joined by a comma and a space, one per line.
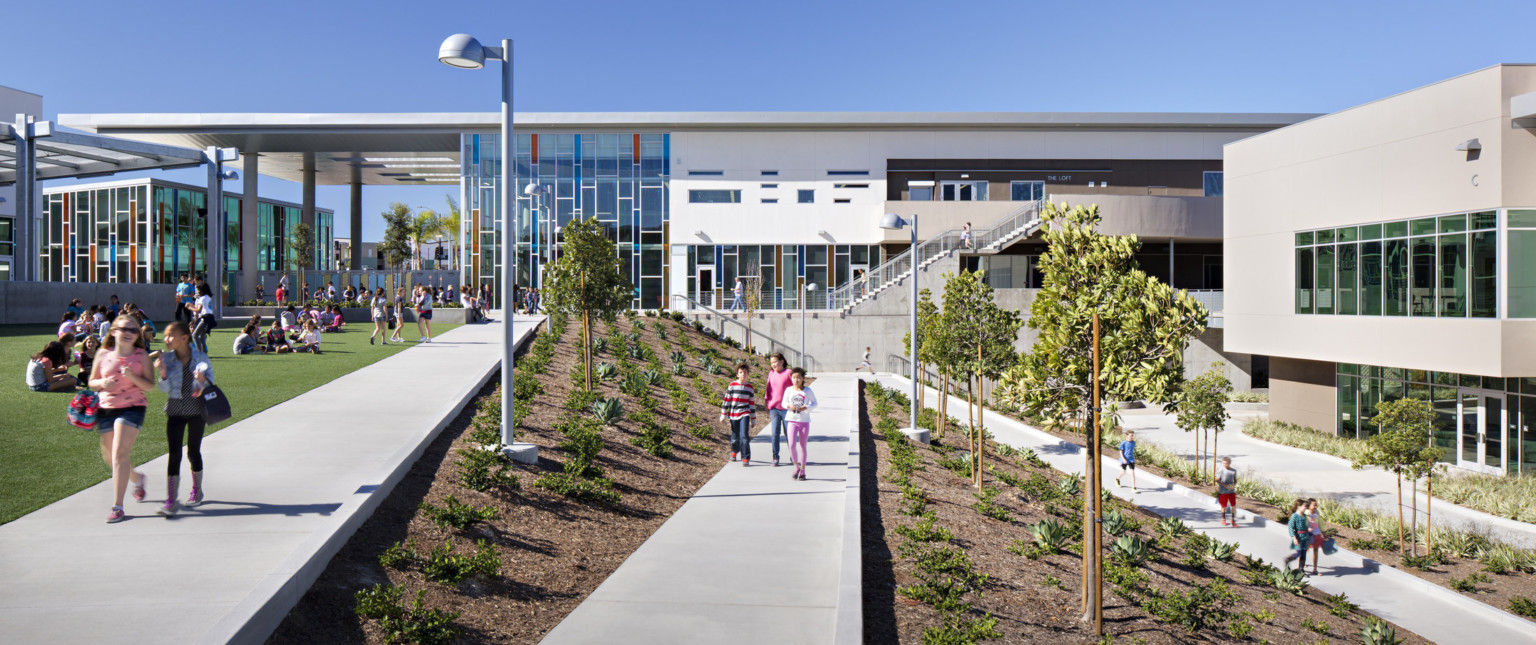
0, 321, 459, 524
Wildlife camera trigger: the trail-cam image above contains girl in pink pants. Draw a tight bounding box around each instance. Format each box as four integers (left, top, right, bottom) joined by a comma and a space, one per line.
784, 367, 819, 480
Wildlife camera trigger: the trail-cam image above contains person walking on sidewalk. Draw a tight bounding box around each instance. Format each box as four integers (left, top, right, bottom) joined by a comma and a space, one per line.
1282, 499, 1311, 573
414, 285, 434, 342
369, 288, 390, 345
856, 347, 873, 374
784, 367, 819, 481
90, 316, 157, 523
763, 353, 793, 467
1305, 498, 1326, 575
720, 363, 757, 466
1114, 430, 1137, 491
1216, 456, 1239, 526
389, 287, 407, 343
189, 282, 216, 354
728, 278, 744, 311
154, 322, 213, 517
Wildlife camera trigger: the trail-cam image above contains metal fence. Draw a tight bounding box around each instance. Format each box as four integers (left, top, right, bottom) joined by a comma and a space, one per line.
671, 294, 822, 372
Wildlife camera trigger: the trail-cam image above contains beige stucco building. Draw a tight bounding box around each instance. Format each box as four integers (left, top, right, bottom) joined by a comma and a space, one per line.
1225, 64, 1536, 475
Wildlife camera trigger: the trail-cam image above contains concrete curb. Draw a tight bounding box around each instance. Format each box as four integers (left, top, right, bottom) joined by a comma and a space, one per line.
204, 318, 543, 645
834, 380, 864, 645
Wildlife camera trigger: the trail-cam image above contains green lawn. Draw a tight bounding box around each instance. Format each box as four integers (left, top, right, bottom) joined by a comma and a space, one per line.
0, 321, 459, 524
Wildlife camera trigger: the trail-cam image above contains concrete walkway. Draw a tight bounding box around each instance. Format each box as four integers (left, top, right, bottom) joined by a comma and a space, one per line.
1120, 406, 1536, 549
542, 374, 862, 645
875, 375, 1536, 644
0, 314, 543, 645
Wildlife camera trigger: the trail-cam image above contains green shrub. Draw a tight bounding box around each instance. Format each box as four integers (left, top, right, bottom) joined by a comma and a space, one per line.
630, 422, 674, 458
1449, 571, 1489, 593
422, 539, 500, 585
1142, 578, 1240, 634
511, 370, 544, 401
1301, 616, 1331, 635
1180, 533, 1210, 570
419, 495, 498, 530
1241, 417, 1369, 462
379, 539, 419, 569
354, 583, 405, 621
894, 512, 953, 543
535, 472, 621, 504
1243, 555, 1277, 586
1327, 592, 1357, 618
556, 417, 606, 478
971, 486, 1012, 522
565, 387, 599, 413
1507, 595, 1536, 620
1433, 472, 1536, 524
1227, 613, 1254, 639
456, 445, 520, 493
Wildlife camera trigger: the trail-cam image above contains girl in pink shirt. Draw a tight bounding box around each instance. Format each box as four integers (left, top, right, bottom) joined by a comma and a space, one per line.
89, 316, 158, 523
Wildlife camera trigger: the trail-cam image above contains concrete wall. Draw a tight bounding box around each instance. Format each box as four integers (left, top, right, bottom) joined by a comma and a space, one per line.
1, 281, 178, 325
1269, 356, 1336, 433
1223, 64, 1536, 376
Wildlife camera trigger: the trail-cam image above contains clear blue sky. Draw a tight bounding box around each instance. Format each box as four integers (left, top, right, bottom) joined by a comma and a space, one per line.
6, 0, 1534, 241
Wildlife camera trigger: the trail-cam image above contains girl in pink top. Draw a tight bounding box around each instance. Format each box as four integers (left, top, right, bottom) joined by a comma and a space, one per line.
89, 316, 158, 523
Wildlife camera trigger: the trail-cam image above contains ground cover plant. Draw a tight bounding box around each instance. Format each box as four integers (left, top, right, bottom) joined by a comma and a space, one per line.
859, 381, 1425, 644
271, 309, 771, 643
0, 321, 458, 524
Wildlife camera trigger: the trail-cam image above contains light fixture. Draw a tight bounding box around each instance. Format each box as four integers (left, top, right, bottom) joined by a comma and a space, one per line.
219, 169, 239, 181
438, 33, 486, 69
817, 229, 829, 236
694, 230, 704, 236
960, 173, 969, 179
879, 212, 908, 230
523, 183, 546, 196
1456, 138, 1481, 152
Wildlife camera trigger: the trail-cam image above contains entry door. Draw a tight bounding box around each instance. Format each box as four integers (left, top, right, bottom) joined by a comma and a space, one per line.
1458, 389, 1506, 474
697, 267, 715, 308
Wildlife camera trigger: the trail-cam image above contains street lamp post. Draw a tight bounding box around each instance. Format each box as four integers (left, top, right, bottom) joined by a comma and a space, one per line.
879, 212, 926, 441
440, 33, 536, 463
523, 183, 549, 287
801, 281, 817, 370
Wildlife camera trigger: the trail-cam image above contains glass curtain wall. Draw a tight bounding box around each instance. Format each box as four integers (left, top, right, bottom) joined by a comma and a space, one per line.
1296, 211, 1496, 318
683, 243, 880, 310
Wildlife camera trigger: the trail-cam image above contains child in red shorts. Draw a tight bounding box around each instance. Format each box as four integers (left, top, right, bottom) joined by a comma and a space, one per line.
1216, 456, 1238, 526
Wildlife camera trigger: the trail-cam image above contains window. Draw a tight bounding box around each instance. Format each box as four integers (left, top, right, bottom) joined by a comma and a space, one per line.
1296, 246, 1313, 314
761, 198, 778, 204
798, 189, 814, 204
827, 170, 868, 176
940, 180, 987, 201
761, 170, 779, 176
1203, 171, 1224, 197
834, 198, 851, 204
908, 180, 934, 201
833, 183, 868, 189
761, 183, 778, 189
688, 189, 742, 204
0, 217, 12, 257
1510, 210, 1536, 317
1011, 181, 1045, 201
1299, 212, 1498, 318
688, 170, 723, 176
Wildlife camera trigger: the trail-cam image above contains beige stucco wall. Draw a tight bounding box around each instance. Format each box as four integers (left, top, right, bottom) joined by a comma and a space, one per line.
1224, 64, 1536, 377
1269, 357, 1336, 432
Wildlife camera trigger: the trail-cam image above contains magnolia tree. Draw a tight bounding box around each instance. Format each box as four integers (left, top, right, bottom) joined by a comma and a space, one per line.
1355, 397, 1440, 554
1169, 363, 1232, 481
287, 222, 315, 304
902, 288, 944, 429
937, 270, 1021, 488
544, 217, 631, 390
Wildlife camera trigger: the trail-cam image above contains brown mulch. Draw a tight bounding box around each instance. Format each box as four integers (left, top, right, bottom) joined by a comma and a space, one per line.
859, 384, 1428, 644
268, 314, 769, 644
1027, 415, 1536, 621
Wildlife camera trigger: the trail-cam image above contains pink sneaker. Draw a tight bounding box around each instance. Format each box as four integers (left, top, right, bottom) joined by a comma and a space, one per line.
158, 498, 179, 517
131, 473, 147, 503
105, 507, 125, 523
186, 487, 203, 507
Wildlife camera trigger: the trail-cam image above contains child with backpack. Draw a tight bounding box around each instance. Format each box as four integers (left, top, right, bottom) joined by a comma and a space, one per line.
1282, 499, 1312, 573
720, 363, 757, 466
89, 315, 157, 523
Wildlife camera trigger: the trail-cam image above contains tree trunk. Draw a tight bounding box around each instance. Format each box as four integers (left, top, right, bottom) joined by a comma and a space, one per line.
977, 368, 986, 490
1411, 477, 1419, 557
1426, 472, 1434, 555
1213, 427, 1219, 481
966, 378, 976, 458
1396, 473, 1406, 554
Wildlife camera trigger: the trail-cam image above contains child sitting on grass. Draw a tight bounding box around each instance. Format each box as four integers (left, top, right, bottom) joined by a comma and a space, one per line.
263, 320, 291, 354
293, 319, 322, 354
234, 323, 261, 355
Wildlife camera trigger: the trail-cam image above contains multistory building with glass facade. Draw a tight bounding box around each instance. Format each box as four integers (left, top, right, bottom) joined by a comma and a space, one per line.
39, 178, 333, 285
1226, 64, 1536, 475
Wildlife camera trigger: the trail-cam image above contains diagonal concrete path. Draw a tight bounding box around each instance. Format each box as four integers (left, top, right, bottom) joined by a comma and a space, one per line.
0, 315, 542, 645
874, 374, 1536, 644
541, 374, 862, 645
1118, 406, 1536, 549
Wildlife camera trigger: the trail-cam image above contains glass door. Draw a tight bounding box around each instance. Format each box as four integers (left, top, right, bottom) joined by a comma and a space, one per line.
1458, 389, 1507, 474
696, 267, 714, 309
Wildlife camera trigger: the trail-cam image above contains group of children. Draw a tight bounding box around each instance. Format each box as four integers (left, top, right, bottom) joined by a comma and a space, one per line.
30, 299, 159, 394
718, 354, 820, 480
233, 310, 325, 355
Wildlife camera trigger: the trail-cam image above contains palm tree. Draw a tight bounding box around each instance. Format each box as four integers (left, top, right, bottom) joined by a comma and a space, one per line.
411, 210, 444, 270
442, 195, 462, 271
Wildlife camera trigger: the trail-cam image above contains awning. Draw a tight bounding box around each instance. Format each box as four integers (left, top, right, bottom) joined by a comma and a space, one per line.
0, 126, 205, 185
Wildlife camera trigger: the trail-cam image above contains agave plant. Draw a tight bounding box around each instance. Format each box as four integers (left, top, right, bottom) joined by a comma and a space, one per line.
595, 362, 619, 381
1102, 509, 1132, 537
670, 351, 686, 365
594, 337, 609, 354
1156, 516, 1189, 540
1056, 476, 1082, 498
640, 369, 663, 386
620, 373, 650, 396
1110, 535, 1152, 566
626, 331, 640, 343
1029, 519, 1070, 553
1359, 618, 1403, 645
627, 344, 647, 360
709, 363, 724, 376
1270, 567, 1309, 595
671, 363, 686, 376
591, 397, 624, 426
1207, 539, 1239, 562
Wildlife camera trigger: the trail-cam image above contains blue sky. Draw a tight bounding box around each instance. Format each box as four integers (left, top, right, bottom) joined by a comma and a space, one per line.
6, 0, 1534, 240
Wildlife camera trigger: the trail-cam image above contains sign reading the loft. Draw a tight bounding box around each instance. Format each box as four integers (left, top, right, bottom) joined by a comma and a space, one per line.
1046, 175, 1072, 182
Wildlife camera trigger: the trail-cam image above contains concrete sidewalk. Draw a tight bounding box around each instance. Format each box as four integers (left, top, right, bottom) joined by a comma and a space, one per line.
541, 374, 862, 645
875, 374, 1536, 644
1119, 406, 1536, 549
0, 315, 543, 645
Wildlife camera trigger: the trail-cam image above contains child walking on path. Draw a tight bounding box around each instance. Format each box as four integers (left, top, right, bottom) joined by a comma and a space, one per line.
1282, 499, 1311, 572
89, 316, 157, 523
1114, 430, 1137, 491
154, 322, 213, 517
1306, 498, 1326, 575
763, 353, 793, 466
720, 363, 757, 466
783, 368, 818, 480
1216, 456, 1238, 526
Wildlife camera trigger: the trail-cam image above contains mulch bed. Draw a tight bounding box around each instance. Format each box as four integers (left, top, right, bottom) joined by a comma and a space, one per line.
1029, 414, 1536, 623
859, 384, 1427, 644
269, 314, 767, 644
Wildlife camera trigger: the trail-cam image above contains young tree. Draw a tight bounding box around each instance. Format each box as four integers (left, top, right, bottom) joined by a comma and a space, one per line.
379, 202, 416, 294
287, 222, 315, 304
741, 264, 763, 354
442, 195, 462, 270
413, 210, 444, 270
1169, 363, 1232, 481
1356, 398, 1440, 554
939, 269, 1022, 488
544, 217, 631, 390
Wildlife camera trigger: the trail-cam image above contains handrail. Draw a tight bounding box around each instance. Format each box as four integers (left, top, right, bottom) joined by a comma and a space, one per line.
825, 200, 1042, 312
670, 293, 822, 372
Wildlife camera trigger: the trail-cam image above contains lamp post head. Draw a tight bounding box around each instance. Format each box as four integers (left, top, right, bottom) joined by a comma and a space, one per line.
219, 169, 239, 181
523, 183, 544, 196
807, 283, 818, 291
879, 212, 907, 230
439, 34, 486, 69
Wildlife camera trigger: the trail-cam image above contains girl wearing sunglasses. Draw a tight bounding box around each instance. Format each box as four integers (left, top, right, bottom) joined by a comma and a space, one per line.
89, 318, 158, 523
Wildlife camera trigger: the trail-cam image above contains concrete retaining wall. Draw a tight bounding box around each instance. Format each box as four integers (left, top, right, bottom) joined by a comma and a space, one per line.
1, 281, 179, 324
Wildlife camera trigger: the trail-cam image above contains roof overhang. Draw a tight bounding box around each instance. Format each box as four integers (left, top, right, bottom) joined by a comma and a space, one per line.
0, 125, 206, 185
1513, 90, 1536, 127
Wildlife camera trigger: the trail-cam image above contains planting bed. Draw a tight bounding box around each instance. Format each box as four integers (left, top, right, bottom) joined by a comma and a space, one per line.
860, 382, 1425, 644
268, 311, 767, 644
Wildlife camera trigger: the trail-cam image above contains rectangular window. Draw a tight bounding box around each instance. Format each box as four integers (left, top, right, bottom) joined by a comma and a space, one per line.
1410, 236, 1436, 316
761, 183, 778, 189
1512, 227, 1536, 317
1360, 223, 1382, 240
834, 198, 851, 204
1296, 247, 1314, 313
1361, 241, 1383, 315
1438, 233, 1467, 317
798, 189, 814, 204
1011, 181, 1045, 201
827, 170, 868, 176
687, 170, 723, 176
1337, 243, 1358, 315
761, 198, 778, 204
1202, 171, 1224, 197
688, 189, 742, 204
761, 170, 779, 176
1316, 245, 1335, 315
1338, 374, 1359, 438
833, 183, 868, 189
1296, 231, 1314, 246
940, 180, 988, 201
1385, 238, 1408, 315
908, 180, 934, 201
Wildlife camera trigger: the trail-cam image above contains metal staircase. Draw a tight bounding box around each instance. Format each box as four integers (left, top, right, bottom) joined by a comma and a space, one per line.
826, 201, 1044, 314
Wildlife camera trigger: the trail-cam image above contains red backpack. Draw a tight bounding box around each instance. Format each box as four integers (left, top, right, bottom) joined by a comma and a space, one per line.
67, 389, 100, 431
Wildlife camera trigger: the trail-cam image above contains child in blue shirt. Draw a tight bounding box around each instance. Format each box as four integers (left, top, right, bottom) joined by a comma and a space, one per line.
1114, 430, 1137, 491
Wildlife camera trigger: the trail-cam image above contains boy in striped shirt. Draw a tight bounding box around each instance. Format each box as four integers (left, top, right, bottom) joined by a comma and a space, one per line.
720, 363, 758, 466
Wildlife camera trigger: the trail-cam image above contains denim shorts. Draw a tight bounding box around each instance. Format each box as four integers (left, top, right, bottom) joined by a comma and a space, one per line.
30, 382, 50, 392
97, 406, 147, 433
418, 310, 433, 321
